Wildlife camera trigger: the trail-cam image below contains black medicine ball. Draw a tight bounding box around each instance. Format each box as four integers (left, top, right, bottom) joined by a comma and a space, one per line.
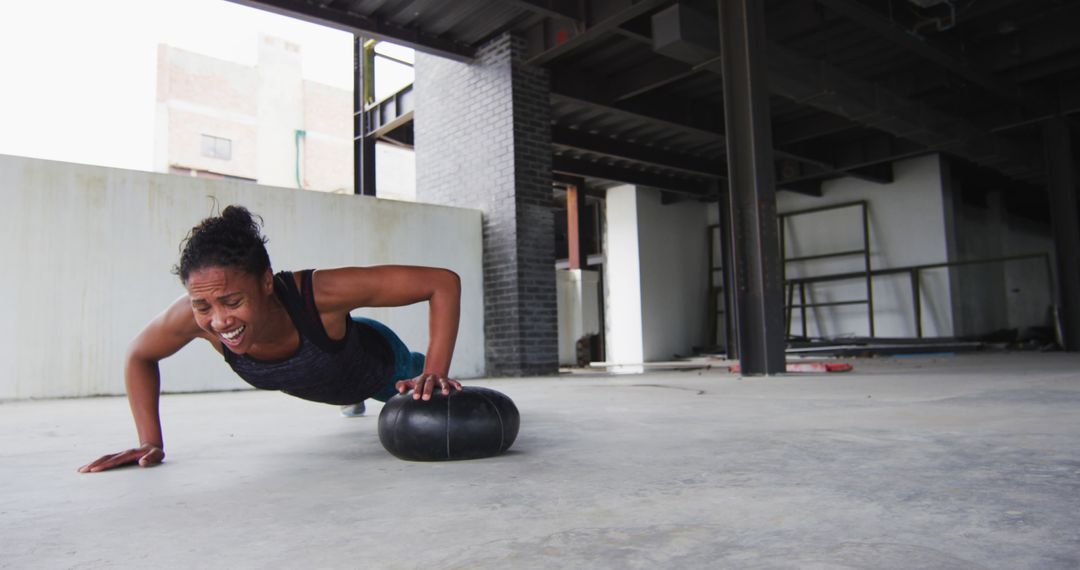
377, 386, 520, 461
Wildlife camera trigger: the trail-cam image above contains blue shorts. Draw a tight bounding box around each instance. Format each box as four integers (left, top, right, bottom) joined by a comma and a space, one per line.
352, 317, 425, 402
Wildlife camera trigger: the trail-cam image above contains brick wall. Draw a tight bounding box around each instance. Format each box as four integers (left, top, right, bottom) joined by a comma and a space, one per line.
415, 33, 557, 376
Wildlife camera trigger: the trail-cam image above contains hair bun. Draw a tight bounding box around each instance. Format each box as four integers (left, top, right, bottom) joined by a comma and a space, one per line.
174, 204, 271, 282
221, 205, 254, 223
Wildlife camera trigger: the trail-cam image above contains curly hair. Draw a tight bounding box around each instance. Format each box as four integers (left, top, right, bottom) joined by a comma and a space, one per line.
173, 205, 271, 283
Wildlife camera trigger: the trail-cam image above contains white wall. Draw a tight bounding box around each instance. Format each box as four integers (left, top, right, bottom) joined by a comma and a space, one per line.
637, 189, 710, 360
555, 269, 601, 365
0, 154, 485, 400
777, 154, 954, 338
375, 143, 417, 202
603, 186, 710, 364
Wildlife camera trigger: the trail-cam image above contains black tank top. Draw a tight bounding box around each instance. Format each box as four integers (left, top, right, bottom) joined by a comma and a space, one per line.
222, 270, 395, 405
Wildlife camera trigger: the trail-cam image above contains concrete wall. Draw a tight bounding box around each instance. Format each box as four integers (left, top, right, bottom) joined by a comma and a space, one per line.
777, 155, 954, 338
603, 186, 710, 364
0, 154, 485, 400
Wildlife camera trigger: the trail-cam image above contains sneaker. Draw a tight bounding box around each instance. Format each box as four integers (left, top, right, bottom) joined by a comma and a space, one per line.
340, 401, 366, 417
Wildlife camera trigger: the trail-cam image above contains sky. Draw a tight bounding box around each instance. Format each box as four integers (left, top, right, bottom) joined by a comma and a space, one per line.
0, 0, 412, 172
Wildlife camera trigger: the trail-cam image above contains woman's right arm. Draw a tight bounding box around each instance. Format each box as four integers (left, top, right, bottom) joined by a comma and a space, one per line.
77, 296, 206, 473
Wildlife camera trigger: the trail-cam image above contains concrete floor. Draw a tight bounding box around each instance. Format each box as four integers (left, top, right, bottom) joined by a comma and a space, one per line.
2, 352, 1080, 569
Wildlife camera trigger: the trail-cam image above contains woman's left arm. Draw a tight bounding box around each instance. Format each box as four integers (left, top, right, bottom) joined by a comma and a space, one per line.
312, 266, 463, 399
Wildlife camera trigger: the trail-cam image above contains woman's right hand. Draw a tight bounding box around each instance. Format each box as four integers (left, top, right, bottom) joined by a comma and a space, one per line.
77, 444, 164, 473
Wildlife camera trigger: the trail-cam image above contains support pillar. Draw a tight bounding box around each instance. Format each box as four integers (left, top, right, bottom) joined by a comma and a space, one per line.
566, 181, 587, 270
1045, 119, 1080, 350
716, 188, 739, 358
353, 35, 376, 196
717, 0, 786, 374
415, 33, 556, 375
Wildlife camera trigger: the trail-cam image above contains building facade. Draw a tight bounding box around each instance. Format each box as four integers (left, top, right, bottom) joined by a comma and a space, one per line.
154, 35, 353, 193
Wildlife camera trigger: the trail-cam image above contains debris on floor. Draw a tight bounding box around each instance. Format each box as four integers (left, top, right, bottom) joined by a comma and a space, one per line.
727, 361, 854, 374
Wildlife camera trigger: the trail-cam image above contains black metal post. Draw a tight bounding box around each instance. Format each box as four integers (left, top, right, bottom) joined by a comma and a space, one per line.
861, 202, 875, 337
911, 269, 923, 338
716, 190, 739, 358
785, 282, 794, 336
799, 283, 807, 338
1045, 119, 1080, 349
354, 35, 376, 196
717, 0, 786, 374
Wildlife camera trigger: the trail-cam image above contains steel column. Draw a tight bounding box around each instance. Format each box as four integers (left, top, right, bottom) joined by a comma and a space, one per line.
716, 191, 739, 358
717, 0, 786, 374
565, 181, 586, 269
1045, 119, 1080, 350
354, 35, 376, 196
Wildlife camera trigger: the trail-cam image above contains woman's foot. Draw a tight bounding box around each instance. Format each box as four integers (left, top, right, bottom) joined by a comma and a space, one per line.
340, 401, 366, 417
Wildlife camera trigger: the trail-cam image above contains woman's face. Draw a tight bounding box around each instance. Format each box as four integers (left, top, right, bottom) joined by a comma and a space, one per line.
185, 265, 274, 354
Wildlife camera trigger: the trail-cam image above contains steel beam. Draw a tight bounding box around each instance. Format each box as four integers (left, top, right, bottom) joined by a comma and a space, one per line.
502, 0, 582, 21
717, 0, 786, 375
550, 87, 726, 142
552, 126, 724, 177
552, 155, 714, 197
565, 181, 587, 269
553, 85, 904, 188
609, 58, 698, 102
363, 84, 415, 148
817, 0, 1028, 105
1044, 119, 1080, 350
651, 1, 1042, 181
980, 3, 1080, 74
773, 114, 856, 146
527, 0, 671, 65
354, 35, 376, 196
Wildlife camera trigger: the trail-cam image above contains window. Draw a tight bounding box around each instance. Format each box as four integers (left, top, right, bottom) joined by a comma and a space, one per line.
200, 134, 232, 160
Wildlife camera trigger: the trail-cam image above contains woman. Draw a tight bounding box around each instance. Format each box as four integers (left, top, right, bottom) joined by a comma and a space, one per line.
78, 205, 462, 473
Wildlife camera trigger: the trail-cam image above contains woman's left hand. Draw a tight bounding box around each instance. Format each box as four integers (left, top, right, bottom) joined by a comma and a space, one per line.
396, 373, 462, 401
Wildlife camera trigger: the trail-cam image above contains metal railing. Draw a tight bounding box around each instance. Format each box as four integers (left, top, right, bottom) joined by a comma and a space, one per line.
780, 201, 874, 337
784, 252, 1053, 339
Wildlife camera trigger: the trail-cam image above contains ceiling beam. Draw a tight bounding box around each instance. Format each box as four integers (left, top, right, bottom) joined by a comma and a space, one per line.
779, 180, 823, 197
527, 0, 672, 65
772, 114, 857, 146
980, 3, 1080, 74
502, 0, 582, 21
225, 0, 475, 60
554, 79, 832, 167
552, 155, 715, 196
816, 0, 1030, 106
650, 1, 1041, 180
550, 86, 725, 142
777, 134, 925, 186
609, 58, 697, 101
552, 126, 724, 177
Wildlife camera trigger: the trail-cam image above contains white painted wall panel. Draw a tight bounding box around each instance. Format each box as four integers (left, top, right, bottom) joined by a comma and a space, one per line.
637, 189, 710, 361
